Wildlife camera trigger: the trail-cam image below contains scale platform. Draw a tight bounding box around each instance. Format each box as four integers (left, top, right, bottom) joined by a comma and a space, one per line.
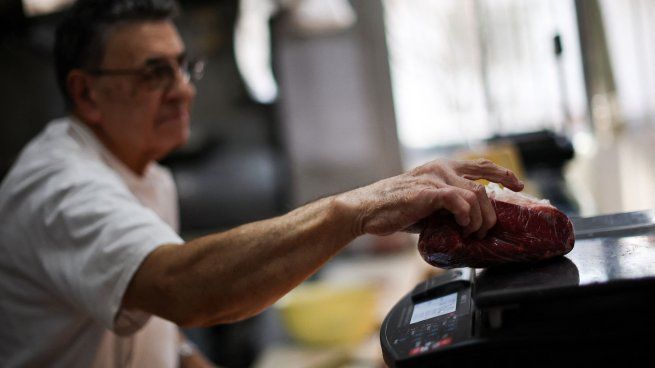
381, 210, 655, 367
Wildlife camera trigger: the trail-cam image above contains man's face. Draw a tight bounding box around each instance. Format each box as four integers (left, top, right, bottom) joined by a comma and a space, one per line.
90, 20, 195, 164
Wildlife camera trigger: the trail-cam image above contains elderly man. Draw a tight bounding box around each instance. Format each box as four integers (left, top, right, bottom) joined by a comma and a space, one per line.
0, 0, 523, 367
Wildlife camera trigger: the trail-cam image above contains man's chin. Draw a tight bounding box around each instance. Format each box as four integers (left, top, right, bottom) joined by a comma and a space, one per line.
153, 127, 190, 160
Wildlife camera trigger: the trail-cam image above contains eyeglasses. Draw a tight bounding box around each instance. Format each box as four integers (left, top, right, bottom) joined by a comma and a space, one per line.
86, 58, 205, 91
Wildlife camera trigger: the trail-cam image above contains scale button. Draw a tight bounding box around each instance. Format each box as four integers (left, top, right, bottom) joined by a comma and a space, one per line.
439, 337, 453, 346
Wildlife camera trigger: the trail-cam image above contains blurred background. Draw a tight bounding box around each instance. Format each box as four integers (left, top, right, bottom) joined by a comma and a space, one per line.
2, 0, 655, 366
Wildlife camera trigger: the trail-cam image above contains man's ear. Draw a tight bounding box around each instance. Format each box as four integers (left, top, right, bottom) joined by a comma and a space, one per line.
67, 70, 102, 124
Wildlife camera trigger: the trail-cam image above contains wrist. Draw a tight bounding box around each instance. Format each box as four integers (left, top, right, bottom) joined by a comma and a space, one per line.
331, 191, 366, 239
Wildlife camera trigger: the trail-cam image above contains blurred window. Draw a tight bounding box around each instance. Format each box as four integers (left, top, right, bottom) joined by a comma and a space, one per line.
383, 0, 587, 149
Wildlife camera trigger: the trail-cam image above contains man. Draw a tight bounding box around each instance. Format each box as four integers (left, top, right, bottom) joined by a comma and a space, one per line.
0, 0, 524, 367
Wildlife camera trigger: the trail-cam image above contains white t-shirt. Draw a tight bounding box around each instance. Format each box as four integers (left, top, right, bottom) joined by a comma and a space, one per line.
0, 117, 185, 367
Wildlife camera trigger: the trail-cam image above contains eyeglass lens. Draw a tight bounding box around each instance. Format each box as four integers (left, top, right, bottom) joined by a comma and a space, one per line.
145, 60, 205, 90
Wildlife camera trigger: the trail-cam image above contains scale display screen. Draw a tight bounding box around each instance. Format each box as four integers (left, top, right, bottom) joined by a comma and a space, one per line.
410, 292, 457, 324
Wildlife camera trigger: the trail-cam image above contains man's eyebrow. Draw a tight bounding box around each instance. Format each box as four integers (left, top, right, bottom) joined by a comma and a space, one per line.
144, 52, 187, 66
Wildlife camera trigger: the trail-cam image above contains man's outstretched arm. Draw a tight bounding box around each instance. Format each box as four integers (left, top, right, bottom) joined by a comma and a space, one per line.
122, 159, 523, 327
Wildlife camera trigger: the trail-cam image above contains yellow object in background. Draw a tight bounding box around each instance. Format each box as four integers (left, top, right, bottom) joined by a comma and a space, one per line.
276, 282, 378, 346
455, 142, 540, 197
456, 142, 525, 181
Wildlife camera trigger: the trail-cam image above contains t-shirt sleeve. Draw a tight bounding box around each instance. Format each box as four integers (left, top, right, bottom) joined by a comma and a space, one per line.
36, 164, 183, 335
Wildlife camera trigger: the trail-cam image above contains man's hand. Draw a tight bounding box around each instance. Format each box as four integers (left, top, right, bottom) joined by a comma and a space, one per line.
337, 159, 524, 239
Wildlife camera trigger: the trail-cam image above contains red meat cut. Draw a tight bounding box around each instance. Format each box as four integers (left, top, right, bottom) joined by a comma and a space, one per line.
418, 185, 575, 268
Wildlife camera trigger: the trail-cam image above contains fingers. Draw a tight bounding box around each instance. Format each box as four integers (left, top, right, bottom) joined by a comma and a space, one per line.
453, 177, 496, 238
456, 159, 524, 192
431, 187, 482, 233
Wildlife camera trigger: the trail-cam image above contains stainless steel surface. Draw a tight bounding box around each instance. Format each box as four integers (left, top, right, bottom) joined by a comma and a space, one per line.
474, 210, 655, 307
572, 209, 655, 239
566, 228, 655, 285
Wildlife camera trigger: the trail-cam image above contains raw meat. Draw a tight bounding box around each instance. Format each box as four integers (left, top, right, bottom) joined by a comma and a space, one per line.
418, 185, 575, 268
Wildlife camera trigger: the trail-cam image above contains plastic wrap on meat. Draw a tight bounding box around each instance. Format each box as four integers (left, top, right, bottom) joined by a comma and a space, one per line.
418, 185, 575, 269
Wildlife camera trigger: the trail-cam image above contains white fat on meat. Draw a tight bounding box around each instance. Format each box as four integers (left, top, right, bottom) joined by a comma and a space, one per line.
485, 183, 553, 209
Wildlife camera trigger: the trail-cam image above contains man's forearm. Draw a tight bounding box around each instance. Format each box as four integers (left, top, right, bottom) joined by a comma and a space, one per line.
123, 159, 524, 327
124, 195, 358, 326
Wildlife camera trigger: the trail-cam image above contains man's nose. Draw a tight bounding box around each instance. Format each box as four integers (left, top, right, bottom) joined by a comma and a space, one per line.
166, 67, 196, 100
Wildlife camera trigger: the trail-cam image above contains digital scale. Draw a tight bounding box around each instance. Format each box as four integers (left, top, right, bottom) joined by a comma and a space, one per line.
381, 210, 655, 367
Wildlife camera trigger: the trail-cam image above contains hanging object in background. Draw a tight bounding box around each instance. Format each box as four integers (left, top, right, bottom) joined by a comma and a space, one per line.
574, 0, 624, 135
22, 0, 74, 17
287, 0, 357, 36
234, 0, 280, 104
553, 33, 573, 134
234, 0, 357, 104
